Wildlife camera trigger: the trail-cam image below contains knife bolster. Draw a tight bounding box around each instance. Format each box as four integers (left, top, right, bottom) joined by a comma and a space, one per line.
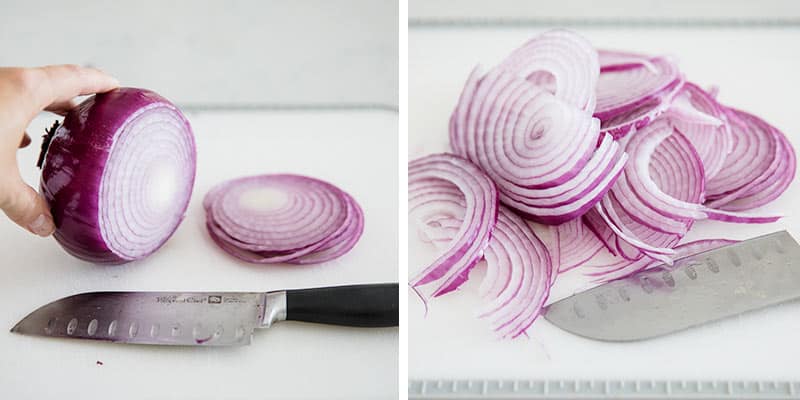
260, 291, 287, 328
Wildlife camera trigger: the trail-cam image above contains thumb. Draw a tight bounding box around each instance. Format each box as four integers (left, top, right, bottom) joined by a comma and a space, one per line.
0, 177, 55, 237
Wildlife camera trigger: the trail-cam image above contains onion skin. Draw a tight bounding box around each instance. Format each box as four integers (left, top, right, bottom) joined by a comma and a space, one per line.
40, 88, 196, 264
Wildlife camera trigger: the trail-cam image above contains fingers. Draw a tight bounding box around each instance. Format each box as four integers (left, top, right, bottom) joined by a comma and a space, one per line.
45, 98, 79, 116
19, 132, 31, 148
0, 177, 55, 237
33, 65, 119, 108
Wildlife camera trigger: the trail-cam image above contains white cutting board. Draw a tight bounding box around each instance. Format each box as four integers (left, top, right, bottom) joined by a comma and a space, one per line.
0, 111, 398, 399
409, 27, 800, 380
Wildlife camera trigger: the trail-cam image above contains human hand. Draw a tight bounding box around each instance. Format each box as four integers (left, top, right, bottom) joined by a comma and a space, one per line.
0, 65, 118, 236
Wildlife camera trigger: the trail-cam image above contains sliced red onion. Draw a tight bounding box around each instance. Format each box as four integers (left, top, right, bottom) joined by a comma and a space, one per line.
40, 88, 196, 264
588, 239, 737, 282
705, 108, 796, 211
477, 207, 552, 338
408, 153, 498, 297
599, 50, 659, 73
623, 119, 778, 224
554, 218, 605, 273
410, 189, 551, 338
449, 64, 626, 224
204, 174, 363, 264
499, 29, 599, 112
414, 32, 797, 332
667, 82, 731, 180
595, 51, 684, 139
585, 117, 780, 279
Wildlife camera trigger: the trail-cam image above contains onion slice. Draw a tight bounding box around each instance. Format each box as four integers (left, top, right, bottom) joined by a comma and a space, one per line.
705, 108, 796, 211
409, 153, 498, 297
204, 174, 363, 264
40, 88, 196, 264
667, 82, 731, 180
595, 51, 684, 139
588, 239, 737, 282
554, 219, 605, 273
584, 117, 780, 279
499, 29, 599, 112
450, 34, 626, 224
410, 188, 551, 338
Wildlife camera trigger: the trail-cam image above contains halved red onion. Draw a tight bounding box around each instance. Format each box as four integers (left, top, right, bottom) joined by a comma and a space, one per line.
409, 153, 498, 297
40, 88, 196, 264
499, 29, 599, 112
705, 108, 796, 211
595, 50, 684, 139
204, 174, 363, 264
449, 65, 626, 224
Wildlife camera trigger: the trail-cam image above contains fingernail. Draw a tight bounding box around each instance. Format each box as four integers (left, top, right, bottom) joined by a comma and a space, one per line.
29, 214, 55, 237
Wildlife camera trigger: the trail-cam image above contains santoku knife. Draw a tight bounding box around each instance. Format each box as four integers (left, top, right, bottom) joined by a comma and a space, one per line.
544, 231, 800, 341
11, 283, 398, 346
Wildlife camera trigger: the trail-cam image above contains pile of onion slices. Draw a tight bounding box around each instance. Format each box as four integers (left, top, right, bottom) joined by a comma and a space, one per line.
205, 174, 364, 264
409, 29, 796, 338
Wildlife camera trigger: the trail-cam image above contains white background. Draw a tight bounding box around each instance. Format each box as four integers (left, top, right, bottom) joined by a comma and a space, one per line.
0, 0, 398, 109
409, 27, 800, 380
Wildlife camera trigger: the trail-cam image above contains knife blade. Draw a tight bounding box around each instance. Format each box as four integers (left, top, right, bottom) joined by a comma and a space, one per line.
544, 231, 800, 341
11, 283, 398, 346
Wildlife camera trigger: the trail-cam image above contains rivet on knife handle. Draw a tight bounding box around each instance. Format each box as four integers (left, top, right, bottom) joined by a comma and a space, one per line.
284, 283, 399, 327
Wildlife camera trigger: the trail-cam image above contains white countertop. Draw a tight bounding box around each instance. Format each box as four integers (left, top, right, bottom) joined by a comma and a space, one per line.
0, 0, 398, 109
0, 110, 398, 399
409, 26, 800, 381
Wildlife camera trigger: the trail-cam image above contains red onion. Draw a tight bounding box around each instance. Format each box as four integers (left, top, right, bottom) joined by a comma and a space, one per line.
705, 108, 796, 211
410, 183, 551, 338
449, 30, 627, 225
595, 50, 683, 139
667, 82, 731, 180
409, 153, 498, 297
554, 218, 605, 273
588, 239, 738, 282
204, 174, 363, 264
499, 29, 599, 112
40, 88, 196, 264
477, 207, 552, 338
411, 29, 797, 336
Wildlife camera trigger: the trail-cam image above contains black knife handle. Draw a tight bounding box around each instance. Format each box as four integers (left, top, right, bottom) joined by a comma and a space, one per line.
285, 283, 398, 327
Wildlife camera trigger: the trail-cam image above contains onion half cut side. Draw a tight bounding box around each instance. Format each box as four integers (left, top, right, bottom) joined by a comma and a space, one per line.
40, 88, 196, 264
204, 174, 363, 265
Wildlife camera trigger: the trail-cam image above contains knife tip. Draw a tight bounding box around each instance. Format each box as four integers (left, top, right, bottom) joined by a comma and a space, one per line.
10, 319, 26, 334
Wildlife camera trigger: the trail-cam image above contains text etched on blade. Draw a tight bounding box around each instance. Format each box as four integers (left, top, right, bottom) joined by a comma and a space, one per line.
155, 295, 246, 305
